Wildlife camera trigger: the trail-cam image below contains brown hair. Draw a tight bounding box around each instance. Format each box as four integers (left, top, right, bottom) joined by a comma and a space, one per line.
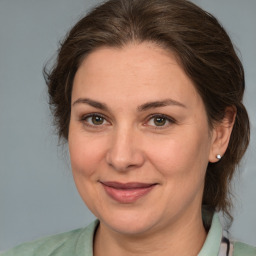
44, 0, 250, 221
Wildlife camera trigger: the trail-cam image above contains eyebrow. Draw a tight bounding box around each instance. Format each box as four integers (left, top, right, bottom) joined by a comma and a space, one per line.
137, 99, 186, 111
72, 98, 186, 111
72, 98, 109, 111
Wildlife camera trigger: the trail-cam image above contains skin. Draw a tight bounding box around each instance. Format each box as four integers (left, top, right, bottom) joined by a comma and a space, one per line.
68, 42, 234, 256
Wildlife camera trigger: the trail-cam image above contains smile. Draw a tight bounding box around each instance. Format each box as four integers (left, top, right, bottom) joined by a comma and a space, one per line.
100, 181, 157, 203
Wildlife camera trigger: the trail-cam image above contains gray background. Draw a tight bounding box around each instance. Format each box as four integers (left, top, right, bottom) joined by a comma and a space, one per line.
0, 0, 255, 251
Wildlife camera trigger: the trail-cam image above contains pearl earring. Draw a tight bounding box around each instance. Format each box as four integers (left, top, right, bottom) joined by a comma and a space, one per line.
216, 154, 221, 160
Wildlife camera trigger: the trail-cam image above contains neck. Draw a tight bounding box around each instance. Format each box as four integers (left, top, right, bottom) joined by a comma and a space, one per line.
93, 209, 207, 256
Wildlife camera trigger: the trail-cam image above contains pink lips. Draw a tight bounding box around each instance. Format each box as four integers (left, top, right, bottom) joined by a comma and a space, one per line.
100, 181, 156, 203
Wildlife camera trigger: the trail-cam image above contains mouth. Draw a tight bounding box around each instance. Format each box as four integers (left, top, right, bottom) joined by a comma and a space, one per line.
100, 181, 157, 203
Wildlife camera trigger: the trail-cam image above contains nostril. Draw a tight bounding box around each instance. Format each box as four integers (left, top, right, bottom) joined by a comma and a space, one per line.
105, 147, 145, 172
105, 130, 145, 171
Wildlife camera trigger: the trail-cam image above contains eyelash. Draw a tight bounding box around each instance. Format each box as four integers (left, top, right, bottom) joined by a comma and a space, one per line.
80, 113, 176, 129
80, 113, 110, 129
145, 114, 176, 129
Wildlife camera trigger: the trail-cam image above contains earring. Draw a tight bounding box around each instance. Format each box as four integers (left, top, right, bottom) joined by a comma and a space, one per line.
216, 154, 221, 160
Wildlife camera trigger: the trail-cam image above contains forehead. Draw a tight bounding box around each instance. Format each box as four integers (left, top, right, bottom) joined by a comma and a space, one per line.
72, 43, 201, 109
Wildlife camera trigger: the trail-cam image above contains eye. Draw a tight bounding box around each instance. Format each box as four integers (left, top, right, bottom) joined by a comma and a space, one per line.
152, 116, 167, 126
90, 115, 105, 125
146, 114, 175, 128
81, 114, 109, 127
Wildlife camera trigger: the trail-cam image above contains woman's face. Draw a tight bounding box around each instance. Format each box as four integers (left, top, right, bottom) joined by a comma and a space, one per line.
69, 43, 216, 235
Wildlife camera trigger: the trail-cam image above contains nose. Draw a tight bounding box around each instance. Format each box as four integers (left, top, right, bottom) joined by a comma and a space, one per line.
106, 127, 145, 172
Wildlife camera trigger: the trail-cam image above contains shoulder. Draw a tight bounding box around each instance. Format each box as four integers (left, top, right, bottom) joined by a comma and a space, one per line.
0, 220, 98, 256
233, 241, 256, 256
1, 229, 82, 256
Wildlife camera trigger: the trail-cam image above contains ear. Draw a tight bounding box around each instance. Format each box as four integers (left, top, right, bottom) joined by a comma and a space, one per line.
208, 106, 236, 163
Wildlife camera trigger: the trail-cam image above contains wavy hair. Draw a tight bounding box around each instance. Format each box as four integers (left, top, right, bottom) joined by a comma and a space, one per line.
44, 0, 250, 221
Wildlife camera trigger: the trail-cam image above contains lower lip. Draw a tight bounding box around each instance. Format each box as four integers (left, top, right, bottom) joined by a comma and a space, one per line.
102, 184, 155, 203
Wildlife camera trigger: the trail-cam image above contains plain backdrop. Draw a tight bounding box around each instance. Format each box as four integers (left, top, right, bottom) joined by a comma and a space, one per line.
0, 0, 255, 251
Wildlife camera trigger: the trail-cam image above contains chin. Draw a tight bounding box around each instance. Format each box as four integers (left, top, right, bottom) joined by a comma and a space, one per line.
97, 208, 162, 235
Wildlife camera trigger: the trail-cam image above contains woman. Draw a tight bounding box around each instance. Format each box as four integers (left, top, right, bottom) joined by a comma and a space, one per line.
2, 0, 255, 255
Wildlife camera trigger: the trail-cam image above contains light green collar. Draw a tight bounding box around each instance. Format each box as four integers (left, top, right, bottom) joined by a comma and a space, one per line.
198, 212, 223, 256
75, 219, 98, 256
79, 213, 222, 256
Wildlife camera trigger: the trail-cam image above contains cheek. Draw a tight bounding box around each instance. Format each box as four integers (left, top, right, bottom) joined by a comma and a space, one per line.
68, 131, 106, 177
68, 134, 104, 217
145, 128, 210, 179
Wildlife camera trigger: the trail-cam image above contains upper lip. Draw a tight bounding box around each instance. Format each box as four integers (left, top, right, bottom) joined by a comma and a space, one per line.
100, 181, 157, 189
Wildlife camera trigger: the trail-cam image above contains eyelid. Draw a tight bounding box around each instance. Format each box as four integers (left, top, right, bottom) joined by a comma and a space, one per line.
80, 112, 106, 120
79, 112, 176, 129
145, 114, 176, 128
80, 113, 111, 127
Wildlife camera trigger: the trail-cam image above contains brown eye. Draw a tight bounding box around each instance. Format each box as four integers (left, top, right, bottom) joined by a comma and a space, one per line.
146, 114, 175, 128
91, 115, 104, 125
82, 114, 108, 126
153, 117, 167, 126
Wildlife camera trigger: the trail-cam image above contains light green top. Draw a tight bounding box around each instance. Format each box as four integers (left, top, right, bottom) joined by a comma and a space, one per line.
1, 213, 256, 256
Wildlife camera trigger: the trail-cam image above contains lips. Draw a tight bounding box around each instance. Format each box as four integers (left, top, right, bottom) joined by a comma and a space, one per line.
100, 181, 157, 203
